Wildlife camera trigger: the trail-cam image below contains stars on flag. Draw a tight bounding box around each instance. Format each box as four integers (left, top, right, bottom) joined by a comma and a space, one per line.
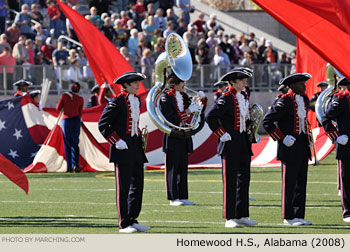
6, 102, 14, 110
8, 149, 19, 159
13, 129, 23, 140
0, 119, 6, 131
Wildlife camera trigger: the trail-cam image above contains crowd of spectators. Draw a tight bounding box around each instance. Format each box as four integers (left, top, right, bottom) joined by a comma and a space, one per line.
0, 0, 296, 91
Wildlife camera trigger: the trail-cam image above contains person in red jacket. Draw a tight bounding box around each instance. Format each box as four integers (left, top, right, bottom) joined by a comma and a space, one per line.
13, 79, 32, 97
56, 82, 84, 173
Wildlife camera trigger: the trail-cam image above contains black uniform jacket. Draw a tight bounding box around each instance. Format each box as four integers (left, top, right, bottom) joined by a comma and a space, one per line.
262, 90, 311, 161
98, 92, 148, 165
322, 90, 350, 160
205, 86, 253, 157
159, 88, 194, 153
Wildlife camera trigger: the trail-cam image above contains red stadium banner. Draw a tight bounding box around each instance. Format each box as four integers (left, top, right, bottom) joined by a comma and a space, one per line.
57, 1, 147, 95
252, 0, 350, 79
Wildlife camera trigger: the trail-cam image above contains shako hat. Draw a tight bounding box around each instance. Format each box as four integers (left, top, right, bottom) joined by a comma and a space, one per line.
279, 73, 312, 86
220, 67, 253, 82
113, 71, 146, 84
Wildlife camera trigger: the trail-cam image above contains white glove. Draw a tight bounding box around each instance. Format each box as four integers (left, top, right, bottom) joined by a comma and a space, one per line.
101, 83, 108, 88
337, 135, 348, 145
198, 91, 206, 98
115, 139, 128, 150
188, 103, 201, 113
283, 135, 296, 147
220, 132, 232, 142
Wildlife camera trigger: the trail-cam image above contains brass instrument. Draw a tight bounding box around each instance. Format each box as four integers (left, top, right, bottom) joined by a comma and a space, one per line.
247, 104, 263, 143
306, 121, 318, 166
141, 126, 149, 152
146, 33, 205, 138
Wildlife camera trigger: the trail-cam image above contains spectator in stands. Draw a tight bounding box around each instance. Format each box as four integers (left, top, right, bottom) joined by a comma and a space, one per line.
175, 20, 186, 37
89, 0, 111, 15
183, 24, 199, 63
239, 38, 250, 54
114, 19, 126, 43
165, 8, 178, 30
177, 0, 193, 26
127, 3, 139, 25
25, 39, 35, 65
0, 34, 11, 54
206, 14, 224, 34
0, 46, 16, 90
262, 40, 278, 64
192, 12, 207, 34
77, 47, 87, 67
31, 3, 44, 24
143, 15, 157, 47
41, 37, 55, 63
101, 17, 117, 42
135, 0, 146, 29
152, 42, 162, 61
257, 36, 266, 63
5, 23, 21, 49
240, 50, 257, 66
47, 0, 63, 39
136, 36, 148, 60
0, 0, 6, 34
140, 48, 153, 89
150, 28, 161, 48
15, 4, 35, 40
34, 50, 49, 65
52, 40, 69, 80
13, 35, 29, 65
126, 19, 137, 31
213, 46, 230, 79
154, 8, 166, 31
89, 6, 103, 28
195, 45, 210, 65
231, 38, 243, 64
66, 5, 79, 47
128, 28, 139, 57
205, 30, 216, 48
177, 10, 186, 27
67, 48, 81, 80
247, 32, 256, 45
120, 46, 138, 67
33, 23, 48, 43
163, 21, 175, 38
120, 10, 130, 28
278, 52, 291, 64
146, 2, 155, 17
100, 12, 109, 22
219, 34, 234, 64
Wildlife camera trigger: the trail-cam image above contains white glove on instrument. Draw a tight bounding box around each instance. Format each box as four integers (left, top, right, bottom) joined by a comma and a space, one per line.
188, 103, 201, 113
115, 139, 128, 150
283, 135, 296, 147
198, 91, 206, 98
101, 83, 108, 89
220, 132, 232, 142
337, 135, 348, 145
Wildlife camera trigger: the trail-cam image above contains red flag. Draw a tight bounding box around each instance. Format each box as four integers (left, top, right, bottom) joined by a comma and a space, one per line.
252, 0, 350, 78
57, 1, 147, 94
296, 39, 327, 128
0, 154, 29, 194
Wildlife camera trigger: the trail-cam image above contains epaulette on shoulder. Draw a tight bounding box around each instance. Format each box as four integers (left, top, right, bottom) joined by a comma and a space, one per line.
334, 90, 346, 99
281, 93, 289, 99
276, 93, 283, 98
223, 90, 230, 96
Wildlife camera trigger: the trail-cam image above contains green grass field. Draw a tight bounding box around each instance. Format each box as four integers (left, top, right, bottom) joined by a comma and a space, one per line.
1, 151, 350, 234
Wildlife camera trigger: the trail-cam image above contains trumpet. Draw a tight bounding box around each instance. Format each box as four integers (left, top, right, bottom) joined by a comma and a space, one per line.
141, 126, 149, 152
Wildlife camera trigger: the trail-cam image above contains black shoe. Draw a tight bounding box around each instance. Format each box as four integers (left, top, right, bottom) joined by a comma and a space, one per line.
67, 168, 73, 173
74, 166, 81, 173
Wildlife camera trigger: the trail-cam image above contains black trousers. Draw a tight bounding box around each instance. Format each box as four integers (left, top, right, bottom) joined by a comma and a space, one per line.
114, 138, 144, 229
165, 140, 189, 200
340, 159, 350, 218
281, 138, 309, 220
222, 133, 251, 220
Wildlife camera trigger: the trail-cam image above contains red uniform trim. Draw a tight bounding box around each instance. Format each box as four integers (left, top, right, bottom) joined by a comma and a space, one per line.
213, 126, 226, 138
222, 157, 227, 219
326, 129, 340, 142
115, 165, 122, 228
225, 87, 241, 131
282, 162, 286, 219
106, 132, 120, 144
268, 128, 285, 141
168, 88, 188, 124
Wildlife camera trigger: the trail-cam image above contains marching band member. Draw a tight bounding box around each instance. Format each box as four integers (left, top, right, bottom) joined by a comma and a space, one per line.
262, 73, 312, 226
86, 85, 100, 108
13, 79, 32, 97
213, 80, 228, 100
56, 82, 84, 173
205, 67, 258, 228
98, 71, 150, 233
321, 77, 350, 223
160, 72, 206, 206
